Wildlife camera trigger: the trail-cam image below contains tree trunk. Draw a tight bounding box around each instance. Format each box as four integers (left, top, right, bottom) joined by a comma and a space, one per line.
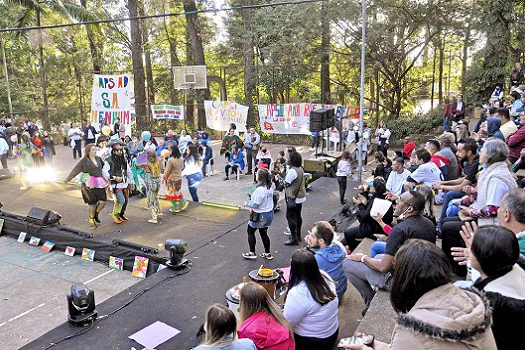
80, 0, 102, 73
0, 35, 13, 117
241, 0, 257, 127
375, 68, 380, 124
461, 18, 471, 91
182, 0, 211, 130
431, 45, 437, 110
36, 9, 50, 130
139, 2, 155, 118
185, 33, 194, 127
320, 1, 331, 104
127, 0, 148, 127
438, 37, 444, 105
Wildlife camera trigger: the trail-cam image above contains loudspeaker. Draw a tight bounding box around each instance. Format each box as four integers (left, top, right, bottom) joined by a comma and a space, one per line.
27, 207, 62, 225
310, 120, 324, 132
310, 110, 325, 123
309, 108, 336, 132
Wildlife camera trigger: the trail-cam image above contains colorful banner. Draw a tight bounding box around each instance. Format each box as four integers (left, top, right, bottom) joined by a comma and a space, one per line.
204, 101, 249, 132
258, 103, 359, 135
151, 104, 184, 120
90, 74, 131, 128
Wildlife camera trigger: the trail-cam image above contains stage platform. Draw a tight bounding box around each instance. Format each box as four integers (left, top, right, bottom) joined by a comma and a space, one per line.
18, 176, 360, 350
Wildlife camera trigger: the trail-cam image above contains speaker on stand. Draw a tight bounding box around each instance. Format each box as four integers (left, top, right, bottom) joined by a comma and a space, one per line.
310, 108, 336, 157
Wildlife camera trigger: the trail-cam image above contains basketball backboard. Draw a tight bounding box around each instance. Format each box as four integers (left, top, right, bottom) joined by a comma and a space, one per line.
173, 65, 207, 90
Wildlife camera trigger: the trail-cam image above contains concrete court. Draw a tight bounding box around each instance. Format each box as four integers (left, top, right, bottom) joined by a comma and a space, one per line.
0, 236, 139, 350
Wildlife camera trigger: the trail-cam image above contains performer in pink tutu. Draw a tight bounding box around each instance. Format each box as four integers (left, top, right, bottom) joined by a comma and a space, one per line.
65, 144, 109, 229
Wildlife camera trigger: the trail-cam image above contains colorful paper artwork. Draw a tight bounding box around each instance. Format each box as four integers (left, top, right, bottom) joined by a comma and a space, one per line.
81, 248, 95, 261
28, 236, 41, 246
132, 256, 149, 279
157, 264, 167, 272
109, 256, 124, 271
41, 241, 55, 252
17, 232, 27, 243
64, 246, 76, 256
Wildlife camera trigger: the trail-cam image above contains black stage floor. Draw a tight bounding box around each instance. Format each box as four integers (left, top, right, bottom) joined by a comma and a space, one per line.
19, 177, 358, 350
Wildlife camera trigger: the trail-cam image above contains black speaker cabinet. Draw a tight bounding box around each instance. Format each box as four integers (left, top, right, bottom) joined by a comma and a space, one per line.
310, 120, 324, 132
309, 108, 336, 132
27, 207, 62, 225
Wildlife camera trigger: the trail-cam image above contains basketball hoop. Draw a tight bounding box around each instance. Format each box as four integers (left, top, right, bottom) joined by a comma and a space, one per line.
173, 66, 207, 90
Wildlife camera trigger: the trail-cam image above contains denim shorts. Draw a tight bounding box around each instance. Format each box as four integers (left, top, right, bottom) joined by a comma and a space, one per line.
248, 210, 274, 229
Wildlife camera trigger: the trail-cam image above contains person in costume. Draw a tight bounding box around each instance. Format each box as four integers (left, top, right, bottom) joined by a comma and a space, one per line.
15, 132, 34, 190
136, 150, 163, 223
103, 141, 134, 224
64, 144, 108, 228
163, 146, 189, 213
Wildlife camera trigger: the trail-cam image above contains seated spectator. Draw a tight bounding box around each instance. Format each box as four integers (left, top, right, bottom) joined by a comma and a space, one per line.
341, 178, 394, 251
192, 304, 256, 350
238, 282, 295, 350
486, 117, 505, 141
436, 133, 459, 180
406, 148, 443, 188
343, 240, 497, 350
200, 131, 211, 145
496, 189, 525, 254
224, 145, 245, 180
455, 120, 469, 140
426, 139, 450, 181
178, 129, 192, 152
441, 138, 518, 277
371, 152, 392, 180
304, 221, 347, 299
433, 138, 480, 232
511, 148, 525, 188
220, 128, 243, 160
343, 191, 436, 309
498, 108, 518, 141
401, 136, 416, 159
284, 249, 339, 350
386, 157, 411, 196
507, 116, 525, 163
406, 153, 418, 173
469, 226, 525, 350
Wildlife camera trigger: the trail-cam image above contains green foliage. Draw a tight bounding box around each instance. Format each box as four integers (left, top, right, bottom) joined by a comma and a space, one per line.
382, 107, 444, 140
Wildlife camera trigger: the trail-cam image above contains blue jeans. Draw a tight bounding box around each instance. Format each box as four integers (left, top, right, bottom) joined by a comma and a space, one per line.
370, 240, 386, 258
438, 190, 463, 232
186, 172, 203, 202
443, 115, 451, 131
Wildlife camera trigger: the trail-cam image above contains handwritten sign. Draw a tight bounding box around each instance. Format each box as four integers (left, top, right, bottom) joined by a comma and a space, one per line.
151, 105, 184, 120
204, 101, 249, 132
90, 74, 131, 128
258, 103, 359, 135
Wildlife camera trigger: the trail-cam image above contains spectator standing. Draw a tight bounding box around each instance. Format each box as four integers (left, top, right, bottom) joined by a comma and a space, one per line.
336, 151, 351, 204
442, 98, 452, 131
199, 140, 213, 176
220, 129, 243, 160
68, 122, 83, 159
284, 249, 339, 350
375, 121, 391, 157
0, 134, 8, 169
113, 117, 121, 137
244, 127, 261, 175
510, 62, 524, 87
451, 94, 466, 123
282, 151, 307, 246
83, 120, 97, 147
178, 129, 192, 153
305, 221, 347, 299
41, 131, 56, 166
182, 144, 203, 202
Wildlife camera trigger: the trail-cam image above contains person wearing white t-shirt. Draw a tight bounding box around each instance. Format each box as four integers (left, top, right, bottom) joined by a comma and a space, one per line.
178, 129, 192, 153
284, 249, 339, 350
242, 169, 275, 260
386, 157, 411, 196
406, 149, 443, 188
68, 122, 83, 159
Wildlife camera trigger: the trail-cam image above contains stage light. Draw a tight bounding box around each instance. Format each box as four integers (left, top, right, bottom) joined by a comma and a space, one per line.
26, 166, 57, 184
67, 283, 97, 326
165, 239, 188, 269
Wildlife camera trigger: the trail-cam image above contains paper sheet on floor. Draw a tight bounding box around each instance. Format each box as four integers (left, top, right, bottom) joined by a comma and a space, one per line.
129, 321, 180, 349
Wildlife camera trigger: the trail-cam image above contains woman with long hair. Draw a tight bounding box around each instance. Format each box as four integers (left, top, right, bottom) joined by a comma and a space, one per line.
224, 145, 245, 180
192, 304, 256, 350
182, 144, 203, 202
64, 143, 108, 229
238, 282, 295, 349
242, 169, 275, 260
163, 146, 189, 213
283, 249, 339, 350
282, 151, 307, 246
343, 239, 496, 350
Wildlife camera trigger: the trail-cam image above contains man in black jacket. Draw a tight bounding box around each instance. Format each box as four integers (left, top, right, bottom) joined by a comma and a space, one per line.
83, 120, 98, 147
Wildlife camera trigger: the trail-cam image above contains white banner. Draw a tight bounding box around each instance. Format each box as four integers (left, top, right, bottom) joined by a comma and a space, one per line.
258, 103, 360, 135
90, 74, 132, 128
151, 104, 185, 120
204, 101, 249, 132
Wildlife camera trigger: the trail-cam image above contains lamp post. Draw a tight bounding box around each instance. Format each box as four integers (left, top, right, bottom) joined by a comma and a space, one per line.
358, 0, 367, 182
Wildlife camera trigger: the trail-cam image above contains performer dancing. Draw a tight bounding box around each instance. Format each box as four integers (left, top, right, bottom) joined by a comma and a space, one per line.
136, 150, 162, 223
163, 146, 189, 213
64, 144, 108, 229
15, 132, 34, 190
104, 141, 134, 224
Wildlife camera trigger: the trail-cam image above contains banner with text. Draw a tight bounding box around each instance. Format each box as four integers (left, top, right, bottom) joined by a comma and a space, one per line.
258, 103, 359, 135
151, 104, 185, 120
90, 74, 131, 129
204, 101, 249, 132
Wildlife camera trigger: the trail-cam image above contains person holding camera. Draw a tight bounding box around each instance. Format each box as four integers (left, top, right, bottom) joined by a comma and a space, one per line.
242, 169, 275, 260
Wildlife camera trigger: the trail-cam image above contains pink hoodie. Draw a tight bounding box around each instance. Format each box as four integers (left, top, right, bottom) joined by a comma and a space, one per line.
238, 311, 295, 350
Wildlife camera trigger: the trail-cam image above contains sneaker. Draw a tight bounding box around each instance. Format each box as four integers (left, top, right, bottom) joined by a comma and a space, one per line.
284, 228, 291, 236
119, 214, 129, 222
169, 207, 180, 213
89, 217, 97, 229
111, 214, 123, 224
20, 186, 28, 191
148, 218, 158, 224
180, 201, 189, 211
157, 211, 163, 216
260, 253, 274, 260
242, 252, 257, 259
94, 213, 101, 224
245, 171, 252, 175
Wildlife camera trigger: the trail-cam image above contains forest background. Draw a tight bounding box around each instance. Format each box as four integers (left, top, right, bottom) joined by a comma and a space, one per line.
0, 0, 521, 139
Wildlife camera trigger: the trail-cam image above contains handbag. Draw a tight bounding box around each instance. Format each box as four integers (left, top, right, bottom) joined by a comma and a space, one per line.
250, 210, 260, 222
286, 197, 297, 209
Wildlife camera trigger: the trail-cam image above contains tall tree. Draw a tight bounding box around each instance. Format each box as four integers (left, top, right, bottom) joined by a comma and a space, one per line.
138, 1, 155, 116
320, 1, 331, 103
127, 0, 148, 126
241, 0, 257, 126
80, 0, 102, 73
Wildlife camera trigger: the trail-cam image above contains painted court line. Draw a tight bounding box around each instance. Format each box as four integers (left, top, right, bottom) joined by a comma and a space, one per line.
83, 269, 114, 285
0, 303, 46, 328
